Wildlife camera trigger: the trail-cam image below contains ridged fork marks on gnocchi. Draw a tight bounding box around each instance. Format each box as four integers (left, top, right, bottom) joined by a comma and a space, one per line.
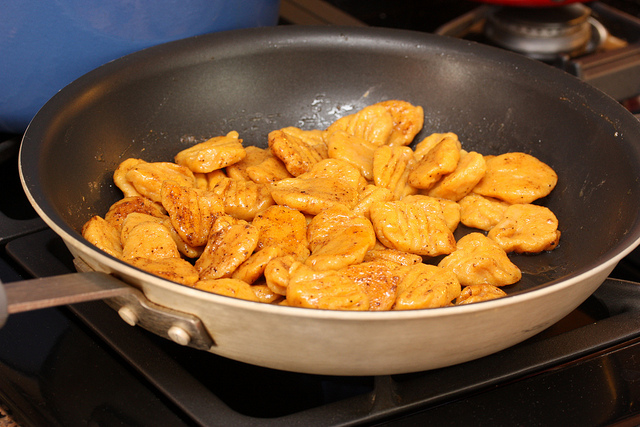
82, 100, 559, 310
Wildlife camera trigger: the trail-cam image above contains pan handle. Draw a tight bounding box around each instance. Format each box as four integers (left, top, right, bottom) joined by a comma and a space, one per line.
0, 269, 215, 350
1, 271, 132, 319
0, 271, 131, 328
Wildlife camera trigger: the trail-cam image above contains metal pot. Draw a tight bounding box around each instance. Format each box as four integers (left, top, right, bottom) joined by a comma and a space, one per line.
7, 26, 640, 376
0, 0, 280, 133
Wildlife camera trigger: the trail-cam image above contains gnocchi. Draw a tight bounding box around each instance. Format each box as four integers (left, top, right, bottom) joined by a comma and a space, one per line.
83, 100, 559, 310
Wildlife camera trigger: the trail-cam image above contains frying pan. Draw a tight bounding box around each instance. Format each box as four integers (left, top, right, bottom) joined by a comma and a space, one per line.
7, 25, 640, 376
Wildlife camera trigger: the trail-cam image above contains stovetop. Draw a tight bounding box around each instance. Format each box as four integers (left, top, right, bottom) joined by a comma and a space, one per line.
3, 1, 640, 426
2, 226, 640, 426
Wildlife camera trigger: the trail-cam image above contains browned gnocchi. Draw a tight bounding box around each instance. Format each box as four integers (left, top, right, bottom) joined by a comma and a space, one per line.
83, 100, 559, 310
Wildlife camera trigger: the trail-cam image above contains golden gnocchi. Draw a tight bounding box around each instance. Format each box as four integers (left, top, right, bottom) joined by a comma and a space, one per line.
83, 100, 560, 310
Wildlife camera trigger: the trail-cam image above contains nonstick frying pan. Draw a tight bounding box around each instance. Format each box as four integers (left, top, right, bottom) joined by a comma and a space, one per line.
7, 25, 640, 376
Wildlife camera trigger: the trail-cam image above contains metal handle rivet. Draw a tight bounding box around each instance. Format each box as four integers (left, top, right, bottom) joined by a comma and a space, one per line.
118, 306, 139, 326
168, 325, 191, 346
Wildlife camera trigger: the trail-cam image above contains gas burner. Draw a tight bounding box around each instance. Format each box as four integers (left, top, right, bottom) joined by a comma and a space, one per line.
433, 2, 640, 106
483, 4, 608, 60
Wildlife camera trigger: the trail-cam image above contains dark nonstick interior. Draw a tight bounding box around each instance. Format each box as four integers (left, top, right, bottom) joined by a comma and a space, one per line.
20, 26, 640, 296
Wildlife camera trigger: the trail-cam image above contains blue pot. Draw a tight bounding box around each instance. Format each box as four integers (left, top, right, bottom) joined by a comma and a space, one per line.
0, 0, 280, 133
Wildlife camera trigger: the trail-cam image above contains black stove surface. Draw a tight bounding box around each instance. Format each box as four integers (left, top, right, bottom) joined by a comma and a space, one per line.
3, 1, 640, 426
